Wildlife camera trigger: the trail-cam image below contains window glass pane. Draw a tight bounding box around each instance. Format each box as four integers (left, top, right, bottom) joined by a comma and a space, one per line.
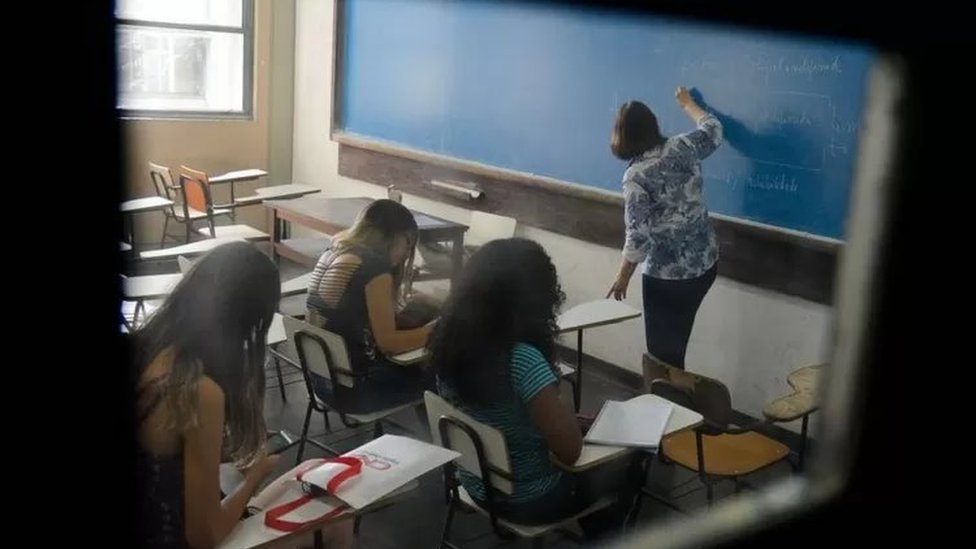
117, 26, 244, 113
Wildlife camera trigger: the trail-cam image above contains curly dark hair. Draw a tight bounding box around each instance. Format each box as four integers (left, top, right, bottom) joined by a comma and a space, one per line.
429, 238, 565, 406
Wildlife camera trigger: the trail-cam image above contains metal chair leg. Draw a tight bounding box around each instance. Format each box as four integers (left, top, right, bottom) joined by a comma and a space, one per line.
296, 402, 313, 464
574, 330, 583, 412
159, 216, 170, 249
626, 454, 653, 529
414, 403, 429, 437
798, 414, 810, 471
134, 300, 149, 328
321, 410, 332, 434
273, 356, 287, 403
439, 501, 457, 549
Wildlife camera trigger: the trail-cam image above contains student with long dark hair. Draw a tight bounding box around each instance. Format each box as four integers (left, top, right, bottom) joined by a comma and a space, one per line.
133, 242, 352, 548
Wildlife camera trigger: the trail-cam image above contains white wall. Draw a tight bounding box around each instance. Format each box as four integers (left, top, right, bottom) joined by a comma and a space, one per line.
292, 0, 833, 425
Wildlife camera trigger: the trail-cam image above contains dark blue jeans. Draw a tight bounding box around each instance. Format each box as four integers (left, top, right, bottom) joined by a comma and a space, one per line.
642, 264, 717, 369
312, 362, 433, 415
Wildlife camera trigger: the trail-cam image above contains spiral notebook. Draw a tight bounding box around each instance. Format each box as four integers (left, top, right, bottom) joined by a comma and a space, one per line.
584, 397, 674, 449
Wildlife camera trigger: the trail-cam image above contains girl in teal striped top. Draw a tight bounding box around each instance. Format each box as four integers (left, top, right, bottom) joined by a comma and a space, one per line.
430, 238, 627, 538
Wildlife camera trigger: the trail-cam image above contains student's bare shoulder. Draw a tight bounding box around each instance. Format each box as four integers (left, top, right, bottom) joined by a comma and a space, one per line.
332, 253, 363, 267
196, 376, 226, 411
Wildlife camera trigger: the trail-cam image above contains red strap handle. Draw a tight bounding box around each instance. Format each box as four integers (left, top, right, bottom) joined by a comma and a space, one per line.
297, 456, 362, 493
264, 497, 347, 532
263, 456, 363, 532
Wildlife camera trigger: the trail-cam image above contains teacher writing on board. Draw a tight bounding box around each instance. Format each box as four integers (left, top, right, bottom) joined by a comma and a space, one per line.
606, 86, 723, 369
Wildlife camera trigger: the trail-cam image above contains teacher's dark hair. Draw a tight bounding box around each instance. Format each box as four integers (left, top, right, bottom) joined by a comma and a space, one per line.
610, 100, 666, 161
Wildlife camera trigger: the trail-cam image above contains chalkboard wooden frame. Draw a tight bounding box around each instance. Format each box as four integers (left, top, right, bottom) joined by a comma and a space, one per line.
329, 0, 839, 305
335, 139, 838, 304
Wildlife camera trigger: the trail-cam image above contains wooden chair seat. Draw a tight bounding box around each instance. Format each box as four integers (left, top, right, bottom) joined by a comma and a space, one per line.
662, 430, 790, 477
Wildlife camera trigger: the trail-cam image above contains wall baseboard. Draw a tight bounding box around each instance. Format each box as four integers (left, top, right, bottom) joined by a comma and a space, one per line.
339, 142, 836, 304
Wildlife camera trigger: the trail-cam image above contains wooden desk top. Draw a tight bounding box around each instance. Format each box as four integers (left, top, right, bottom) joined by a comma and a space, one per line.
557, 299, 642, 333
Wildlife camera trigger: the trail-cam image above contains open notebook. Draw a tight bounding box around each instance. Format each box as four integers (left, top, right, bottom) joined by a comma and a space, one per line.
584, 397, 674, 449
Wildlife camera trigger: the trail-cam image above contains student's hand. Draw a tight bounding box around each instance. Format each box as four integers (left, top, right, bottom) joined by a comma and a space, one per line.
576, 414, 595, 436
675, 86, 694, 108
606, 275, 629, 301
244, 452, 280, 484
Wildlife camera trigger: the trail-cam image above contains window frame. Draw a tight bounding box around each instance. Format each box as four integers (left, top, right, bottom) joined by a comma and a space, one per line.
115, 0, 254, 120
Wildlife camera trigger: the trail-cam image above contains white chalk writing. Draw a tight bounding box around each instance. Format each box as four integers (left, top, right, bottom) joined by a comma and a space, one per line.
751, 55, 843, 81
714, 170, 800, 194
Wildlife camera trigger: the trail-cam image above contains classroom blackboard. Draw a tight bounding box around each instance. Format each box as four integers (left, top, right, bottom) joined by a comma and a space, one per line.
339, 0, 874, 239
